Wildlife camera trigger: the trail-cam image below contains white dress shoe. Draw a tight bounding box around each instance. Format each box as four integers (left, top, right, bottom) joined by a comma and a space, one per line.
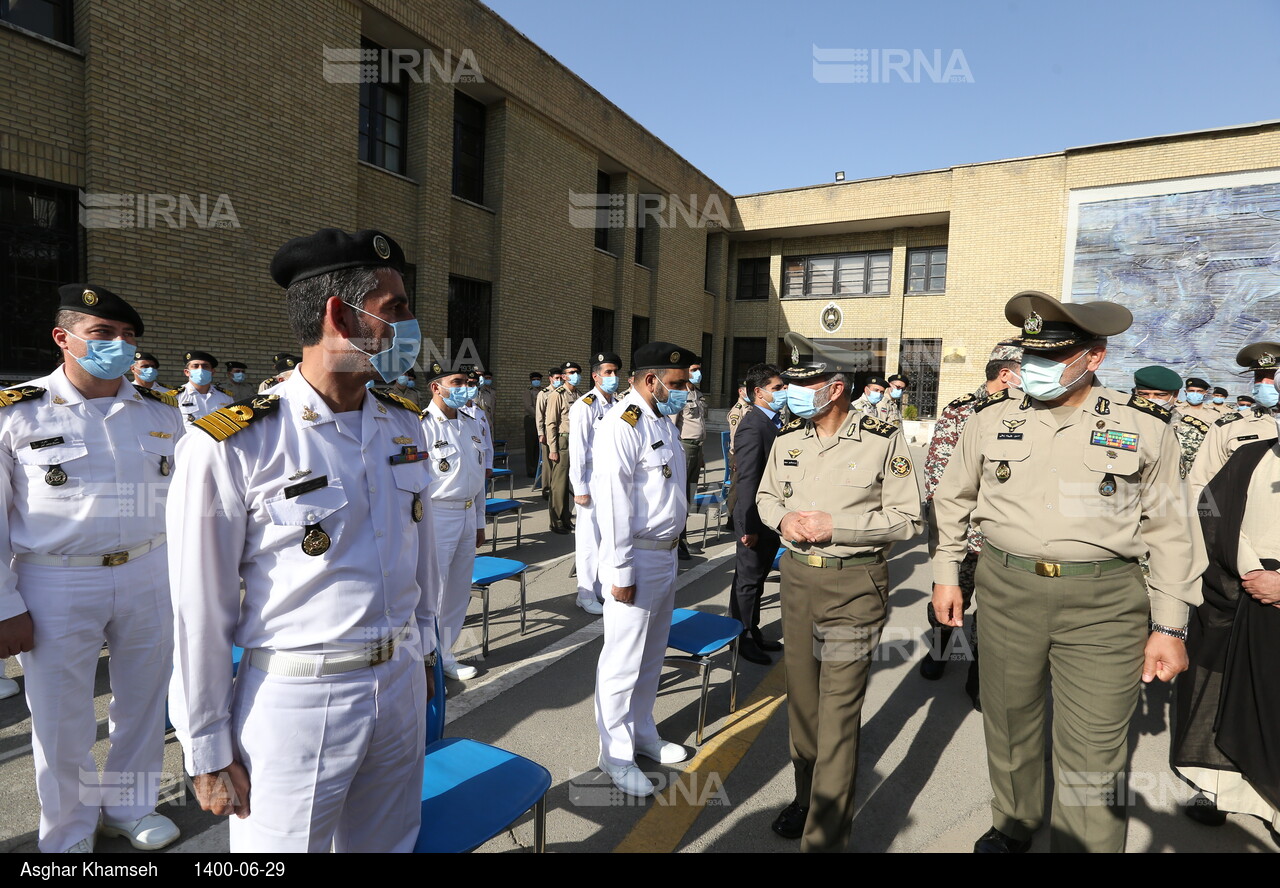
635, 739, 689, 764
99, 812, 180, 850
575, 598, 604, 615
443, 662, 478, 680
63, 835, 95, 853
599, 758, 654, 798
0, 677, 20, 700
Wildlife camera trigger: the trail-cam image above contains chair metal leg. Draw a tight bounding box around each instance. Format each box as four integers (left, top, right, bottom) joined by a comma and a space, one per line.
696, 659, 712, 746
519, 573, 527, 635
729, 637, 740, 713
700, 510, 710, 549
515, 509, 523, 548
481, 585, 491, 657
533, 795, 546, 853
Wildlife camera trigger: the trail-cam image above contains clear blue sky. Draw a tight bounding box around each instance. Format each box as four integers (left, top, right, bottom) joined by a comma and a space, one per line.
481, 0, 1279, 194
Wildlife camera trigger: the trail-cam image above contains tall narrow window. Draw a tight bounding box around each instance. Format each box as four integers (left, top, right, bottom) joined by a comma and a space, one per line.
447, 276, 492, 369
898, 338, 942, 418
594, 171, 612, 252
591, 307, 615, 356
452, 92, 486, 204
631, 315, 650, 350
359, 40, 410, 175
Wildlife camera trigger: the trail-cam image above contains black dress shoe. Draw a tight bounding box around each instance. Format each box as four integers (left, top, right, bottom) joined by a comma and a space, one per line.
919, 654, 947, 681
1184, 795, 1227, 827
752, 632, 782, 652
677, 539, 692, 561
771, 802, 809, 839
550, 524, 571, 535
738, 636, 772, 666
973, 827, 1030, 853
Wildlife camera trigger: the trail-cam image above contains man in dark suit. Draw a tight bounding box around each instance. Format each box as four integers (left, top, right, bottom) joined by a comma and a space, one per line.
729, 363, 789, 664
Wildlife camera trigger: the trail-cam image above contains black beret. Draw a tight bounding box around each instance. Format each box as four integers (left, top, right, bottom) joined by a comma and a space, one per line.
183, 350, 218, 367
226, 361, 248, 371
1133, 365, 1181, 393
865, 376, 889, 388
1236, 342, 1280, 373
529, 371, 543, 379
425, 359, 467, 383
632, 341, 697, 373
270, 228, 406, 288
887, 374, 909, 385
549, 366, 563, 376
1212, 387, 1228, 396
57, 284, 144, 337
562, 361, 583, 373
274, 355, 299, 373
133, 351, 159, 366
1184, 377, 1209, 389
1005, 290, 1131, 351
1238, 396, 1257, 405
592, 351, 623, 367
780, 362, 833, 383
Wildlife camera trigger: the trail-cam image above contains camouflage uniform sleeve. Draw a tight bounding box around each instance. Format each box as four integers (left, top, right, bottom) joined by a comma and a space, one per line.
923, 401, 962, 501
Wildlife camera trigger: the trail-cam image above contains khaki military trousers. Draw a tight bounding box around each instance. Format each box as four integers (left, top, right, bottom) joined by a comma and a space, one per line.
976, 547, 1148, 852
780, 554, 888, 852
549, 433, 573, 529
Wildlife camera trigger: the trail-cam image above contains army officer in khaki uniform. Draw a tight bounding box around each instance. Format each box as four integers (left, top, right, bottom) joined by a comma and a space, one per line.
757, 361, 922, 852
931, 291, 1205, 853
1187, 341, 1280, 500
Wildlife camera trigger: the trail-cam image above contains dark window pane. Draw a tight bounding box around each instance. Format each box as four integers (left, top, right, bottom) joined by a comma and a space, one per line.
898, 338, 942, 418
447, 276, 492, 369
591, 307, 615, 356
452, 92, 486, 203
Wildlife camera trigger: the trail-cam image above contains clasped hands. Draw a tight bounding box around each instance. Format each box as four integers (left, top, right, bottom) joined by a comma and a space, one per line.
780, 510, 833, 545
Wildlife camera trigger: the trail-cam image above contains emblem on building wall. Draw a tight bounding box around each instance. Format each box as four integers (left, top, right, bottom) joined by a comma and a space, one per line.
820, 302, 842, 333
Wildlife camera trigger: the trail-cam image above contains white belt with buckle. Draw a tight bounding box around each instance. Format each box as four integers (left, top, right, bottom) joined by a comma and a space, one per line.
632, 537, 679, 551
248, 625, 414, 678
433, 498, 474, 511
14, 535, 166, 568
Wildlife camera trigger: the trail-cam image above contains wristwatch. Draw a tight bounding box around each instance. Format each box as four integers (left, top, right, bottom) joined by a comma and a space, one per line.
1148, 620, 1188, 642
425, 650, 438, 667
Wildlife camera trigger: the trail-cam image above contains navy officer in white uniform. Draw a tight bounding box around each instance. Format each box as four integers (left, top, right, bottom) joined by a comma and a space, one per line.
593, 341, 697, 797
569, 350, 622, 616
0, 283, 183, 852
175, 350, 233, 422
167, 228, 439, 853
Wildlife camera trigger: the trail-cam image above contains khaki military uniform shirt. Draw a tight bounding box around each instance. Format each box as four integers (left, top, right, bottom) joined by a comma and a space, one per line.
534, 388, 554, 442
930, 382, 1205, 626
226, 380, 258, 402
545, 386, 577, 456
757, 411, 922, 559
523, 385, 539, 420
1188, 407, 1279, 499
851, 394, 893, 424
726, 398, 751, 458
675, 388, 707, 443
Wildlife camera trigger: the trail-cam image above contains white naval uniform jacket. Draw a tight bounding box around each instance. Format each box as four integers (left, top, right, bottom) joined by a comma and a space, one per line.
176, 381, 234, 423
0, 368, 184, 620
569, 387, 613, 497
166, 370, 438, 776
425, 401, 487, 532
592, 390, 688, 588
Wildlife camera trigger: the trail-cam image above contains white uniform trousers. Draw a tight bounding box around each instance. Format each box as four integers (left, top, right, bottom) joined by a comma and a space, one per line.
433, 507, 478, 668
574, 498, 603, 605
228, 650, 426, 852
594, 547, 678, 769
16, 545, 172, 852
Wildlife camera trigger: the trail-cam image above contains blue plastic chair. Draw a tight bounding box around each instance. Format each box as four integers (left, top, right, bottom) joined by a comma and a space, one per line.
417, 632, 551, 853
664, 608, 743, 744
471, 556, 529, 657
484, 498, 523, 552
771, 547, 784, 575
487, 467, 514, 499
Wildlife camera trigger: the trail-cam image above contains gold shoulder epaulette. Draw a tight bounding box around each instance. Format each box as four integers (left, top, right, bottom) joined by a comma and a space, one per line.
620, 404, 642, 428
0, 385, 45, 408
779, 417, 806, 435
1180, 415, 1209, 434
134, 384, 179, 408
371, 388, 423, 417
581, 393, 596, 406
860, 414, 896, 438
193, 395, 282, 441
949, 393, 977, 409
260, 376, 278, 389
1127, 394, 1172, 424
1214, 411, 1243, 427
974, 389, 1010, 413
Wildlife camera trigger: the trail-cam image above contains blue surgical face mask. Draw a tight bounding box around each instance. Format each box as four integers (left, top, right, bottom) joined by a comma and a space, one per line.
189, 368, 213, 387
1019, 351, 1090, 402
654, 376, 688, 416
866, 390, 884, 405
689, 370, 703, 385
600, 374, 619, 394
552, 379, 564, 390
1184, 391, 1206, 405
397, 375, 412, 388
231, 371, 246, 383
466, 384, 478, 400
889, 387, 903, 400
482, 377, 492, 387
786, 380, 836, 419
345, 302, 422, 383
136, 366, 159, 383
567, 372, 580, 387
531, 379, 542, 388
65, 331, 134, 380
365, 380, 376, 389
767, 389, 788, 412
1252, 381, 1279, 409
1212, 396, 1225, 405
443, 385, 470, 409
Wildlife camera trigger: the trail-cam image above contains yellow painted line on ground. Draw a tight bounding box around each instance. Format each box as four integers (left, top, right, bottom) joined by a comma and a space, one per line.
613, 659, 789, 853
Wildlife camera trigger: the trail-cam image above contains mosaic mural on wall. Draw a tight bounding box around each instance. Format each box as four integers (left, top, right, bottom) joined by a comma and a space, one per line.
1068, 176, 1280, 394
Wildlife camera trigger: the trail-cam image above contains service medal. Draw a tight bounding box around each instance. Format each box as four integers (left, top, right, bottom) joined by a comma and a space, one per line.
995, 461, 1011, 482
783, 481, 793, 498
302, 525, 331, 556
661, 464, 672, 478
1099, 473, 1116, 497
45, 465, 67, 486
159, 455, 170, 477
411, 492, 424, 523
439, 458, 450, 472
